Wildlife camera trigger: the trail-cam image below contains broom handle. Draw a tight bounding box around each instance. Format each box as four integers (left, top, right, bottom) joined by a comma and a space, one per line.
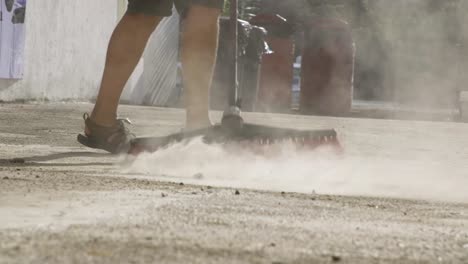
228, 0, 239, 108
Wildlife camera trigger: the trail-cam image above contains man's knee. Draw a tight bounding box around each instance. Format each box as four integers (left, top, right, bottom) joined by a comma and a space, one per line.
123, 13, 161, 32
184, 5, 221, 28
191, 0, 225, 10
178, 0, 223, 22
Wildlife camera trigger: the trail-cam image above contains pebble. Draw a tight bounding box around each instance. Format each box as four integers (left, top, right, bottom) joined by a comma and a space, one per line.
331, 255, 342, 262
235, 190, 240, 195
193, 173, 204, 179
2, 176, 9, 180
10, 158, 25, 164
161, 193, 167, 198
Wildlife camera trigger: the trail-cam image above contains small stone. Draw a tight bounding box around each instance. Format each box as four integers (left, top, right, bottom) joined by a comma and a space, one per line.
16, 168, 21, 171
193, 173, 204, 179
10, 158, 25, 164
331, 255, 342, 262
235, 190, 240, 195
2, 176, 9, 180
35, 175, 40, 179
179, 182, 184, 186
191, 192, 197, 195
281, 191, 286, 195
269, 242, 276, 247
206, 186, 212, 189
161, 193, 167, 198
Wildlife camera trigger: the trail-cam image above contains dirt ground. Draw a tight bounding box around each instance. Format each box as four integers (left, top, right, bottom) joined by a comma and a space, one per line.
0, 102, 467, 264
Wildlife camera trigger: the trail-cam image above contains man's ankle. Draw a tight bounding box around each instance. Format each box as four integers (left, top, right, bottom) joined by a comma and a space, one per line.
89, 113, 117, 128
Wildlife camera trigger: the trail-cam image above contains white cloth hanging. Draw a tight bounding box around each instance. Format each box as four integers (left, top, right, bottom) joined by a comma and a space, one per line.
130, 9, 180, 106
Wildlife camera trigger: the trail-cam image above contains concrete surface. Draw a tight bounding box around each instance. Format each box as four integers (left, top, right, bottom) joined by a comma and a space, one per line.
0, 102, 468, 263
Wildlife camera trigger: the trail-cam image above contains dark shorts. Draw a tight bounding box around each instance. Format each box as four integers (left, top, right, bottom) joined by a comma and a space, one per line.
127, 0, 225, 17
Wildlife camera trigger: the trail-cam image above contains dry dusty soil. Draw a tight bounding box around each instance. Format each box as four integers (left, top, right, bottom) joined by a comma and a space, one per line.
0, 102, 467, 264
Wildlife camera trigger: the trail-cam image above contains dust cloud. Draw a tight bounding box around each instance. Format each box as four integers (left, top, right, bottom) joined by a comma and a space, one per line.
126, 1, 468, 204
255, 0, 468, 111
126, 135, 468, 203
344, 0, 468, 109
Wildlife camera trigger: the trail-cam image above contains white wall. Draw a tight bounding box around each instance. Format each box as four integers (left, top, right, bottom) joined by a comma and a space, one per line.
0, 0, 118, 101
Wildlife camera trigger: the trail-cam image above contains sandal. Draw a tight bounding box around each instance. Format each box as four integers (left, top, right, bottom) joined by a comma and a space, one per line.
77, 113, 135, 154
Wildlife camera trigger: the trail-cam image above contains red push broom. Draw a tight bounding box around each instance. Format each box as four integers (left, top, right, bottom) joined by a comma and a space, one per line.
128, 0, 342, 155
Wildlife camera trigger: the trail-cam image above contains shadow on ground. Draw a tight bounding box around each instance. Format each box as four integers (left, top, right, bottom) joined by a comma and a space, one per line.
0, 151, 114, 167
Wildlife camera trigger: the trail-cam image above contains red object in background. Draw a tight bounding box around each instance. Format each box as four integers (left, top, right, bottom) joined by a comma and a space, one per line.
251, 14, 295, 113
300, 18, 355, 116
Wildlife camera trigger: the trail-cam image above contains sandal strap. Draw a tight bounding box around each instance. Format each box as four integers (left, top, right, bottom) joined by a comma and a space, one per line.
82, 113, 135, 153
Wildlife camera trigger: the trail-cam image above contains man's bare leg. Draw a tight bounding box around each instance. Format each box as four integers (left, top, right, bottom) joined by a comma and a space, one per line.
89, 13, 161, 130
181, 6, 221, 130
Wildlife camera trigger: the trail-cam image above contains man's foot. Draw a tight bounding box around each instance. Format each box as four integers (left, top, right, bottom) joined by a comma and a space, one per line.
77, 113, 135, 154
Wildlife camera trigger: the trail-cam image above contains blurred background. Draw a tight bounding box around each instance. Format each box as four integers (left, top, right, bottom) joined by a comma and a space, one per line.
1, 0, 467, 121
209, 0, 468, 121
